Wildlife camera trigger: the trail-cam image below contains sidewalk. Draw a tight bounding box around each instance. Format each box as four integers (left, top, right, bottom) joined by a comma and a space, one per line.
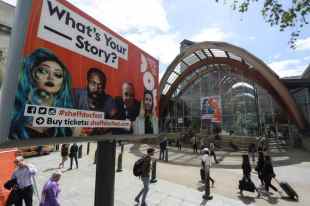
24, 143, 309, 206
26, 148, 253, 206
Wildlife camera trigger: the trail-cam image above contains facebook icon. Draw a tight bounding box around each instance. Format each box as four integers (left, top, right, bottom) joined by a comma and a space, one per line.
26, 105, 37, 114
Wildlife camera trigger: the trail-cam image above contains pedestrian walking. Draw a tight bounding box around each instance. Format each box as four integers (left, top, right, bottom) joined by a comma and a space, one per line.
209, 142, 218, 164
39, 171, 61, 206
262, 156, 281, 195
239, 154, 260, 197
58, 144, 69, 169
159, 138, 167, 160
248, 143, 256, 163
255, 152, 265, 187
11, 156, 38, 206
201, 148, 214, 200
192, 135, 198, 153
134, 148, 154, 206
69, 143, 79, 169
176, 137, 182, 151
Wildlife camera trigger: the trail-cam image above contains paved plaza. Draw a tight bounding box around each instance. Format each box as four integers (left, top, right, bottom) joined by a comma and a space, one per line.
24, 143, 310, 206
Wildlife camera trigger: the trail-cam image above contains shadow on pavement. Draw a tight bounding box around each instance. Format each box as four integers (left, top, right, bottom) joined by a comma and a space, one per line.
200, 199, 207, 206
267, 196, 279, 204
237, 195, 256, 205
281, 196, 300, 203
42, 167, 59, 173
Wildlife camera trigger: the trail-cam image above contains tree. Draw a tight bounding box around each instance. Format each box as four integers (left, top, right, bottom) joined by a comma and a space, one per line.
215, 0, 310, 48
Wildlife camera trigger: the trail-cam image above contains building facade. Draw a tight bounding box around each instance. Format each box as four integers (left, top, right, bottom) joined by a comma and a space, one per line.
160, 40, 310, 140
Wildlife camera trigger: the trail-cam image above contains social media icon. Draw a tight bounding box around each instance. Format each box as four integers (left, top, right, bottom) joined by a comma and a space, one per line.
38, 107, 47, 115
48, 108, 56, 115
27, 106, 36, 114
35, 117, 45, 125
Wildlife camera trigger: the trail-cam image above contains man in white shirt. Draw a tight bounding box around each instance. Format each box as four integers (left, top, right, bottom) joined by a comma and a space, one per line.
12, 156, 37, 206
201, 148, 213, 200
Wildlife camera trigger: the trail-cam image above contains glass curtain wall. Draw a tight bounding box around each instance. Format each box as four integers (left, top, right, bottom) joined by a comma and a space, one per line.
161, 64, 287, 137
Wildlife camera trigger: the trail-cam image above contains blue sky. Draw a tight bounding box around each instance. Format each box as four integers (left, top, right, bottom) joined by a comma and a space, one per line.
3, 0, 310, 79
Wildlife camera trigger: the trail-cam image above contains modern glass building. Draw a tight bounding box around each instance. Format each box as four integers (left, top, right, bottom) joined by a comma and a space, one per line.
160, 40, 310, 140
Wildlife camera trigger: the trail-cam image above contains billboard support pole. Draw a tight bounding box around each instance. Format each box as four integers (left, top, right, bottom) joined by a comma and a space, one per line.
95, 140, 116, 206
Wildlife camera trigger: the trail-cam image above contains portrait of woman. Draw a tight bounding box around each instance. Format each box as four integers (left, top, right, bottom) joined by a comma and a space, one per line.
10, 48, 73, 139
143, 89, 158, 134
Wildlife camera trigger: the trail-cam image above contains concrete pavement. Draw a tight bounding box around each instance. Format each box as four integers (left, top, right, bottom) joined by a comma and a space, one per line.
23, 143, 309, 206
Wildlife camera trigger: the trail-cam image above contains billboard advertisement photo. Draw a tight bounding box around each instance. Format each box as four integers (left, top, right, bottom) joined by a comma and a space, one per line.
0, 0, 159, 147
200, 96, 222, 123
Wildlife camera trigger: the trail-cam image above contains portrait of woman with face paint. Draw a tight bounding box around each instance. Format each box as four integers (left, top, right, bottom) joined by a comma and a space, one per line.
143, 89, 158, 134
9, 48, 73, 139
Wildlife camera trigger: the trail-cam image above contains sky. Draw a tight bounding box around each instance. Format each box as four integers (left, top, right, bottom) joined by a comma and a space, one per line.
3, 0, 310, 80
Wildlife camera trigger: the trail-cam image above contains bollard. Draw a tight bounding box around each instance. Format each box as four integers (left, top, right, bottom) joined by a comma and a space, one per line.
121, 144, 124, 154
87, 142, 90, 155
93, 149, 97, 164
150, 160, 157, 183
164, 149, 168, 162
78, 145, 83, 159
116, 152, 123, 172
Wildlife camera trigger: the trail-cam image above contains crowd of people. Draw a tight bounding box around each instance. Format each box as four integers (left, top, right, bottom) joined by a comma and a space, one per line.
3, 138, 285, 206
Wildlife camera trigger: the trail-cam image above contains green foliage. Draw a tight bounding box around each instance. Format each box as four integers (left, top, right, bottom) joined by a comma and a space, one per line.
215, 0, 310, 48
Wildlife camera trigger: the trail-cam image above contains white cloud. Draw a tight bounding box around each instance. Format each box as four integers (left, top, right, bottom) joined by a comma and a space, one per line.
268, 59, 307, 77
69, 0, 179, 68
304, 56, 310, 60
125, 30, 180, 65
295, 37, 310, 51
69, 0, 169, 33
191, 27, 232, 42
249, 36, 256, 40
273, 54, 281, 60
159, 69, 166, 81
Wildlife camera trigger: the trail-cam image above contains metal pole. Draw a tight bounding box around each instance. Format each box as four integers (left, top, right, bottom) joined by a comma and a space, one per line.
94, 141, 116, 206
87, 142, 90, 155
253, 82, 261, 137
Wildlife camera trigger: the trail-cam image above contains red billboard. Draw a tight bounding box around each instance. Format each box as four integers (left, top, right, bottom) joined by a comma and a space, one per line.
3, 0, 159, 143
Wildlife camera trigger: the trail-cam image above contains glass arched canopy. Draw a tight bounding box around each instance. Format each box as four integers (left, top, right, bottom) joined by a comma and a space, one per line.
160, 41, 306, 134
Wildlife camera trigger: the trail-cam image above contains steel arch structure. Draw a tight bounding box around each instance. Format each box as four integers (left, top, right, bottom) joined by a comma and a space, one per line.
159, 41, 306, 129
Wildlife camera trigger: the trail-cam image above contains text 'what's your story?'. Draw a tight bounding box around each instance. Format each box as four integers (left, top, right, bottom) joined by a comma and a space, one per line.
38, 0, 129, 68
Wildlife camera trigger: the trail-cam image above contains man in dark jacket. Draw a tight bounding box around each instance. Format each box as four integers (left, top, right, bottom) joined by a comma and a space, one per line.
69, 143, 79, 169
159, 138, 167, 160
134, 148, 154, 206
262, 156, 279, 194
112, 82, 140, 134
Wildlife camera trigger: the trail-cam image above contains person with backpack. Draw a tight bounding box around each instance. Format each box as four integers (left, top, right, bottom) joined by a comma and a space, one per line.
69, 143, 79, 170
134, 148, 154, 206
